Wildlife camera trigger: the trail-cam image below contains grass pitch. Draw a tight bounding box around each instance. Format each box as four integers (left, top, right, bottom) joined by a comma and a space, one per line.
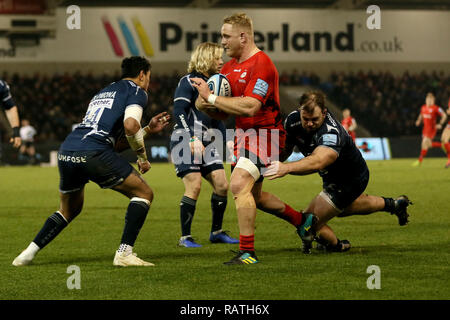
0, 159, 449, 300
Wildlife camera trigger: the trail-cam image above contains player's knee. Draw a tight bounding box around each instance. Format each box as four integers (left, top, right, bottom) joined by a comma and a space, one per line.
136, 186, 153, 203
234, 191, 255, 209
230, 179, 243, 196
214, 179, 229, 195
232, 182, 255, 209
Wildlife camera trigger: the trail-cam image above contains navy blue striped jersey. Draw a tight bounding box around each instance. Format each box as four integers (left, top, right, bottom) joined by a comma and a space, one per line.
172, 71, 226, 144
61, 79, 148, 151
284, 109, 367, 182
0, 80, 16, 110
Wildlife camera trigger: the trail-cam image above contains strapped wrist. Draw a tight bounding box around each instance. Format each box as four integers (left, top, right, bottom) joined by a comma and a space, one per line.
207, 94, 217, 105
126, 128, 147, 158
12, 126, 20, 138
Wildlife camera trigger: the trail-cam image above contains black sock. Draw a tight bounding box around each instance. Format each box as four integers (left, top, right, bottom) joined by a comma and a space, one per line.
211, 193, 227, 233
382, 197, 395, 213
120, 199, 150, 246
33, 212, 68, 249
180, 196, 196, 237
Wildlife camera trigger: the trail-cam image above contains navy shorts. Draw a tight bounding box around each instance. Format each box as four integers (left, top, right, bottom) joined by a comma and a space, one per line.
58, 149, 133, 193
322, 168, 370, 211
170, 140, 224, 178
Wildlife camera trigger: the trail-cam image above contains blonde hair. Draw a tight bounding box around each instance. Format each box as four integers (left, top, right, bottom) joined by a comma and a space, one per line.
223, 12, 254, 34
187, 42, 223, 76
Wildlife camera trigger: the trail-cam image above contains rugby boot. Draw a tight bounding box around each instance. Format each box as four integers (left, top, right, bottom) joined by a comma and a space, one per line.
296, 213, 318, 254
224, 250, 259, 265
391, 195, 412, 226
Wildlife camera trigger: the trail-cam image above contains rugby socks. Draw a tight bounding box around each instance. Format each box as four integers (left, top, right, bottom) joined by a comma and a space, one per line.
33, 211, 69, 249
239, 234, 255, 253
444, 143, 450, 160
180, 196, 196, 237
272, 204, 304, 227
211, 193, 228, 233
117, 243, 133, 255
382, 197, 395, 213
431, 141, 442, 148
119, 198, 150, 249
418, 149, 427, 162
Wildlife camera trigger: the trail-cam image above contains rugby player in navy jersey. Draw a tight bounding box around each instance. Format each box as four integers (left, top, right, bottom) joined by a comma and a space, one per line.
264, 91, 412, 253
1, 79, 21, 148
12, 57, 170, 267
170, 42, 238, 247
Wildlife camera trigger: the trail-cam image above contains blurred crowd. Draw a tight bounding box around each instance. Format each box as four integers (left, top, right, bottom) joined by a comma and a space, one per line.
1, 68, 449, 143
320, 70, 450, 136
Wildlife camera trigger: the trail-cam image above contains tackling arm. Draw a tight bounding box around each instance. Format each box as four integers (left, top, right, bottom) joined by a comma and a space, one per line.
286, 146, 338, 175
264, 146, 338, 180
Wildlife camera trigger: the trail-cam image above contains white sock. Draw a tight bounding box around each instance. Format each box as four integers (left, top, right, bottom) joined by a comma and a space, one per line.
21, 242, 40, 259
117, 243, 133, 255
180, 235, 192, 240
212, 229, 222, 236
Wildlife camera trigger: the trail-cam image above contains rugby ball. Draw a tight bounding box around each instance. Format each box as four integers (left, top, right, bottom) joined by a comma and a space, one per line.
207, 74, 232, 97
204, 74, 231, 120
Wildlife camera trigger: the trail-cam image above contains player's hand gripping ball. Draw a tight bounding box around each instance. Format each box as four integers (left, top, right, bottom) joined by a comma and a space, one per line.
204, 74, 232, 121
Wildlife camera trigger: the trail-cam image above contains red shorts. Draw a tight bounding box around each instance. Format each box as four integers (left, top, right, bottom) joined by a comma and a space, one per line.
422, 128, 437, 139
232, 127, 286, 172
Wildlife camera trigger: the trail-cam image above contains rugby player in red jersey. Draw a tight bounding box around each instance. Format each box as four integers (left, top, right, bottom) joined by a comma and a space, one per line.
413, 92, 447, 166
341, 108, 357, 142
192, 13, 315, 264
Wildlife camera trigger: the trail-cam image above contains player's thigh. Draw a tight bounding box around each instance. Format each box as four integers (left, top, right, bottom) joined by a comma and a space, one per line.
112, 169, 153, 202
422, 136, 432, 149
204, 167, 228, 195
441, 127, 450, 143
59, 188, 85, 222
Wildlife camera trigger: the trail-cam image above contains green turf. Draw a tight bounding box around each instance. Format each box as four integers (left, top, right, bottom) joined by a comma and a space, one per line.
0, 159, 449, 300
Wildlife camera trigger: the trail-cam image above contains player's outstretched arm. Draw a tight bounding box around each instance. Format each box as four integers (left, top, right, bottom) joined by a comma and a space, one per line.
143, 111, 171, 137
264, 146, 338, 180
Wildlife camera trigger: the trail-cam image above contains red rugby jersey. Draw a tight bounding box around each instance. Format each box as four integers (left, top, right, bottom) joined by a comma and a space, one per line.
220, 51, 283, 131
420, 104, 444, 130
341, 116, 356, 140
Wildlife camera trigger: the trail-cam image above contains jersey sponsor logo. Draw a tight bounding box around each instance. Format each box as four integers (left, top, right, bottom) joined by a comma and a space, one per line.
322, 133, 338, 146
252, 78, 269, 98
240, 71, 247, 78
92, 91, 116, 100
58, 153, 87, 163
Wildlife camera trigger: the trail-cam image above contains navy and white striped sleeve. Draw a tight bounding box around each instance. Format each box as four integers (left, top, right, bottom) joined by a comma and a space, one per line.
0, 80, 16, 110
173, 76, 195, 136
